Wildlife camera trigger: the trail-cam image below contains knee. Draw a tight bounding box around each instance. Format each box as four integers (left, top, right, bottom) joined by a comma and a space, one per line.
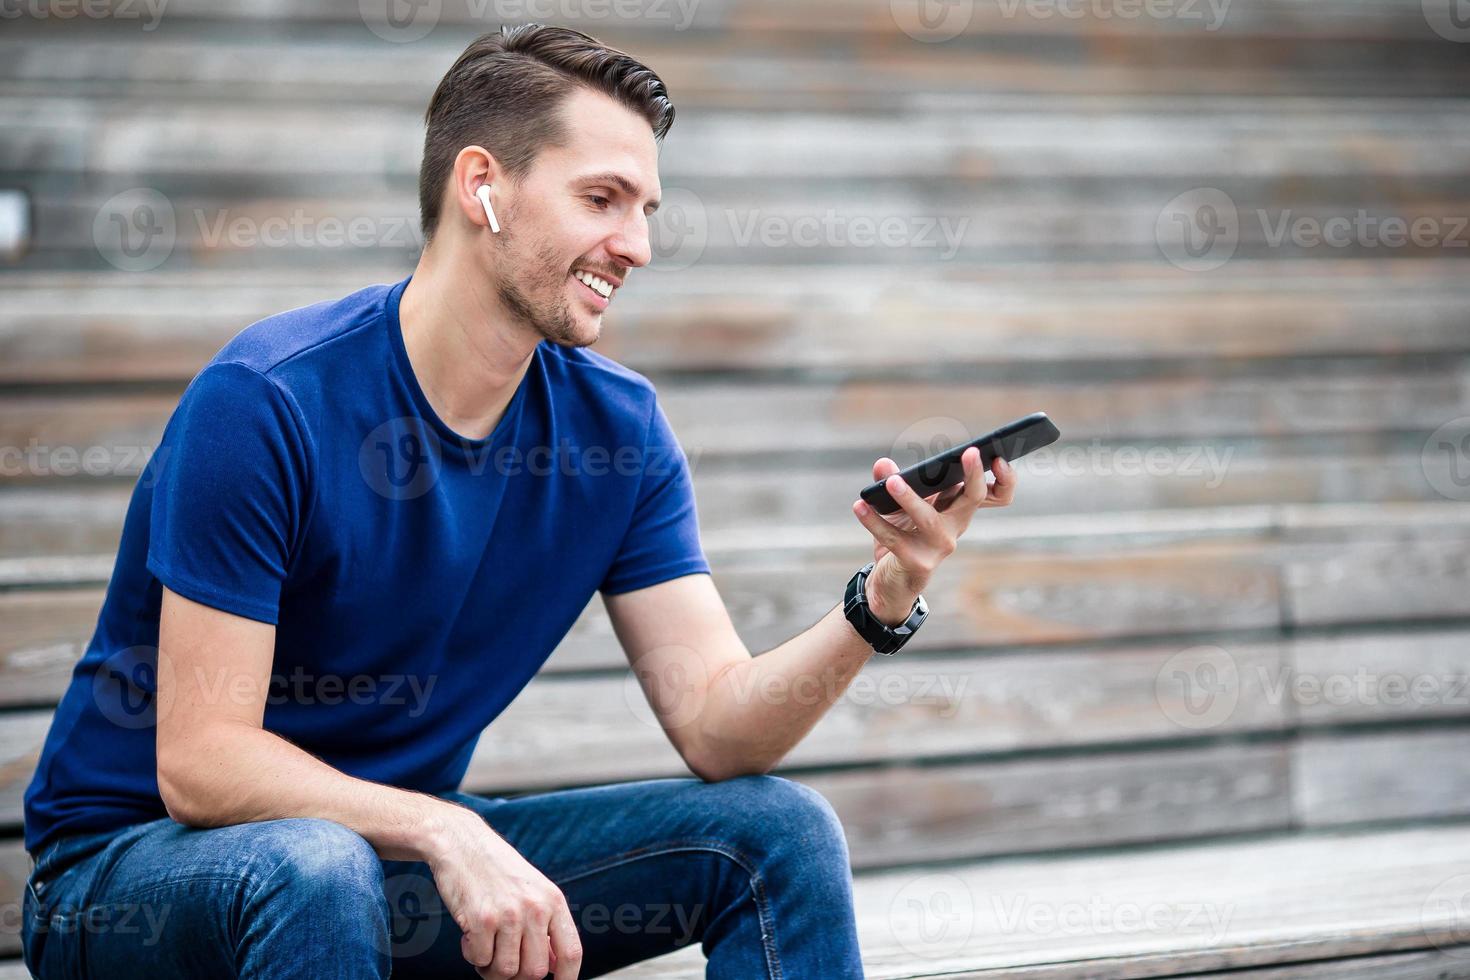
719, 775, 851, 862
245, 817, 385, 907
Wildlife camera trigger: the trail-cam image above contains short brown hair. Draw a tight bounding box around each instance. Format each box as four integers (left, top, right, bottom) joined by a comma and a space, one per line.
418, 24, 675, 242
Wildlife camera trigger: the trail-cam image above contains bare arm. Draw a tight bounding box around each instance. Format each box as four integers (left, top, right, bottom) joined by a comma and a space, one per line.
154, 586, 584, 979
606, 448, 1015, 782
606, 574, 876, 781
153, 586, 464, 861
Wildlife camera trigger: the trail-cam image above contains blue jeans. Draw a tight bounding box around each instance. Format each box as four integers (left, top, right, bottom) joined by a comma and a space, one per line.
21, 774, 865, 979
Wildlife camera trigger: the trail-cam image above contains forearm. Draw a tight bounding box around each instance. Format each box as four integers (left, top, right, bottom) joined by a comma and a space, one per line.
693, 601, 876, 780
158, 722, 471, 862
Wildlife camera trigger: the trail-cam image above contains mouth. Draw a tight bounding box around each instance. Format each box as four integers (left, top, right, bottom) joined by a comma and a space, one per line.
570, 269, 616, 311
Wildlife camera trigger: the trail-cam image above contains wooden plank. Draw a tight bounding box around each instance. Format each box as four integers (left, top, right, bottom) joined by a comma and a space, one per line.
0, 843, 28, 959
849, 820, 1470, 976
0, 705, 1290, 866
7, 504, 1469, 678
1295, 730, 1470, 827
39, 0, 1462, 41
0, 591, 97, 705
607, 823, 1470, 978
806, 743, 1291, 867
1283, 539, 1470, 627
1170, 948, 1470, 979
5, 98, 1468, 180
4, 823, 1470, 974
1, 445, 1461, 567
7, 635, 1468, 861
12, 614, 1470, 770
6, 266, 1470, 383
663, 374, 1468, 455
4, 34, 1467, 106
10, 500, 1470, 660
21, 184, 1470, 270
1, 369, 1464, 483
1290, 628, 1470, 727
0, 514, 1287, 658
0, 715, 47, 830
472, 643, 1291, 789
2, 822, 1470, 975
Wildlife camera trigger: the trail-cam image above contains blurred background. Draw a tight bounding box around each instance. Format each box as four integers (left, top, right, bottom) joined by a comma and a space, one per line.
2, 0, 1470, 975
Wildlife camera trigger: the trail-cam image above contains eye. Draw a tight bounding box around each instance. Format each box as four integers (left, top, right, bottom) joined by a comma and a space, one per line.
587, 195, 610, 209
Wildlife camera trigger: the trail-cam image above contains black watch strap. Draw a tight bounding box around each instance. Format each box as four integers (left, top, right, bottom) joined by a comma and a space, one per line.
843, 561, 928, 655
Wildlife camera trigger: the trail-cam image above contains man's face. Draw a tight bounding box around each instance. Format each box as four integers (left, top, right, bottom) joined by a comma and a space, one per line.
488, 87, 661, 348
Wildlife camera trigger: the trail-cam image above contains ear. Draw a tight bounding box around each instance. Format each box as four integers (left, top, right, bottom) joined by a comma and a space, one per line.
450, 145, 504, 230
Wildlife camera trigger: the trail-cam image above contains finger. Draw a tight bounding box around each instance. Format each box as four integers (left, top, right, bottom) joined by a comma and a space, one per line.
872, 456, 901, 482
492, 919, 522, 978
883, 473, 945, 540
983, 455, 1017, 506
519, 924, 552, 980
549, 905, 584, 980
960, 448, 990, 509
854, 498, 908, 556
462, 928, 496, 972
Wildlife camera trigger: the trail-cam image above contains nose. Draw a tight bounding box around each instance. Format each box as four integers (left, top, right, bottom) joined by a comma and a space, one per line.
609, 211, 652, 270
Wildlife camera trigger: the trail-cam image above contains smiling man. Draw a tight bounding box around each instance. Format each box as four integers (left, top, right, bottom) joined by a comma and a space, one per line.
21, 23, 1015, 980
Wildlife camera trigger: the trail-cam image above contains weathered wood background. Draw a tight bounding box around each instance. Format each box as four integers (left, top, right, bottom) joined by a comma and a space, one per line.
2, 0, 1469, 976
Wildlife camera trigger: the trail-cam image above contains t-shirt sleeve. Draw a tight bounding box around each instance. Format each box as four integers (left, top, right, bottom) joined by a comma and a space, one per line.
599, 396, 711, 596
146, 361, 313, 625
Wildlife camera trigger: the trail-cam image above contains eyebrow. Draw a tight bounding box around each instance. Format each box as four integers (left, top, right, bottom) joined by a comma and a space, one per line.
573, 172, 660, 214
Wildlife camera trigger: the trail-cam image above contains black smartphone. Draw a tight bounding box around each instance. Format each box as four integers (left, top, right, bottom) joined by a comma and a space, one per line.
859, 411, 1060, 515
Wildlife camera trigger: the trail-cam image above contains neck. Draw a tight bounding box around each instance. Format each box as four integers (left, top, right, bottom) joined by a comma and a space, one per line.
398, 244, 538, 442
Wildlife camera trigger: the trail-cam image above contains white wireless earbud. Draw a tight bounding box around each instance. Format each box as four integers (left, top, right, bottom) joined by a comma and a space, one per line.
475, 184, 500, 233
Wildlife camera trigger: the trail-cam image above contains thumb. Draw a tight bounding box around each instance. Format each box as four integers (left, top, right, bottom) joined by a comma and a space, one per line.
873, 457, 900, 482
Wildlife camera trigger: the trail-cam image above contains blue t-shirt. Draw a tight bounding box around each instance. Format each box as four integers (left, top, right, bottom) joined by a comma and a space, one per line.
23, 276, 710, 855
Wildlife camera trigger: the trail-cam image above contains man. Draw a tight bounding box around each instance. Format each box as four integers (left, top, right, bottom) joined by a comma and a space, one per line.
21, 23, 1016, 980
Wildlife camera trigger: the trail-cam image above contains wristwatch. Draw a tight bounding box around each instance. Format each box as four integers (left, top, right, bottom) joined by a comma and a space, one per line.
843, 561, 928, 655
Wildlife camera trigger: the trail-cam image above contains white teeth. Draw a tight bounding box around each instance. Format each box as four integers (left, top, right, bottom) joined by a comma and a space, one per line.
574, 271, 613, 298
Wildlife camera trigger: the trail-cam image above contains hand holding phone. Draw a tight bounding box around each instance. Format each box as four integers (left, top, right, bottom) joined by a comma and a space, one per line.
859, 411, 1060, 515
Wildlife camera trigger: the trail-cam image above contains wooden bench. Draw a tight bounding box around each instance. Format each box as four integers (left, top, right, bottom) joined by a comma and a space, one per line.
603, 823, 1470, 978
